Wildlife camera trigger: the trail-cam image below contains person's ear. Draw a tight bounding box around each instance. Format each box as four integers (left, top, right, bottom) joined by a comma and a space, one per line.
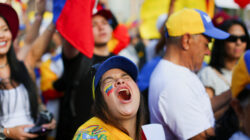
181, 33, 191, 50
231, 99, 244, 120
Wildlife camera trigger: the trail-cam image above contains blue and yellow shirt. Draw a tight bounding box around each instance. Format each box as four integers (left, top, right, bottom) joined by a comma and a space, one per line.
73, 117, 133, 140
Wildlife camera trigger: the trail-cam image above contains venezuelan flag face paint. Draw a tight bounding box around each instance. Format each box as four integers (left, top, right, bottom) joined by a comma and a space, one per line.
104, 84, 114, 96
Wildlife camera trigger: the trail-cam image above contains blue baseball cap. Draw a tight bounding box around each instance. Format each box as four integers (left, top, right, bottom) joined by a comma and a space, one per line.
165, 8, 230, 39
195, 9, 230, 39
93, 56, 138, 90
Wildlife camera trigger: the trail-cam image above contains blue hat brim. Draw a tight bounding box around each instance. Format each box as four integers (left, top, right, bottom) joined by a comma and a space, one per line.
203, 27, 230, 40
94, 56, 138, 88
194, 9, 230, 40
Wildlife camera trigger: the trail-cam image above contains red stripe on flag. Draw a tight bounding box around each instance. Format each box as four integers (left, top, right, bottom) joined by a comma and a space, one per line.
206, 0, 209, 12
107, 88, 114, 96
112, 24, 130, 54
56, 0, 95, 58
234, 0, 250, 8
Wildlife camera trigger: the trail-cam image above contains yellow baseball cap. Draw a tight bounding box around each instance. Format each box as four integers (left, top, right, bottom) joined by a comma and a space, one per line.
165, 8, 229, 39
231, 50, 250, 98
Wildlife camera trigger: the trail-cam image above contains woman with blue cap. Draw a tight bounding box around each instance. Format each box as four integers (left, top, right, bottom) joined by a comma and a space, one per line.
73, 56, 146, 140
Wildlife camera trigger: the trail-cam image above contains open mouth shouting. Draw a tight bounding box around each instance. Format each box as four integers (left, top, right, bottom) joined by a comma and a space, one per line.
117, 88, 132, 102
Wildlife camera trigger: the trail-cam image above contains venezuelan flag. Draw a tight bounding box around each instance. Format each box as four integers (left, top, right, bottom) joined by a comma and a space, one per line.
108, 24, 130, 55
40, 53, 64, 102
104, 84, 114, 96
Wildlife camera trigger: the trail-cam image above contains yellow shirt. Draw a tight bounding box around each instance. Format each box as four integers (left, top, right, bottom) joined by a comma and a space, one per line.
73, 117, 133, 140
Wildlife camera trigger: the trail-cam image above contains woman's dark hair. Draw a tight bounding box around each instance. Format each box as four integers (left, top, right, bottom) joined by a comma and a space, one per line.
210, 88, 250, 140
92, 81, 146, 140
210, 19, 250, 74
0, 16, 38, 121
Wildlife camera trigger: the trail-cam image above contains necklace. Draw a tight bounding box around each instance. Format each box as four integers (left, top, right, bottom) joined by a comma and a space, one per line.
0, 62, 8, 69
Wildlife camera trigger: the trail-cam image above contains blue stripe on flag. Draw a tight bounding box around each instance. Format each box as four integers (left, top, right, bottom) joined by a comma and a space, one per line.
53, 0, 67, 24
244, 50, 250, 75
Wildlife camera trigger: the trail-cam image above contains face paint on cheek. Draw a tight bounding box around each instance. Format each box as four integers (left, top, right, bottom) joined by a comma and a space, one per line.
104, 84, 114, 96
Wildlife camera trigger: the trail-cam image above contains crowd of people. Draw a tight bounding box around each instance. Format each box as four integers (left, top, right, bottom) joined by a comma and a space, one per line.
0, 0, 250, 140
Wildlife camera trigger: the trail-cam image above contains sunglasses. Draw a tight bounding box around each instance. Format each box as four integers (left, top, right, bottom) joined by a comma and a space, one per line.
226, 35, 248, 42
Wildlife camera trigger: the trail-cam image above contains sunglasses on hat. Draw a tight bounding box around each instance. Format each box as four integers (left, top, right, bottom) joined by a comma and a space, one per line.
226, 35, 248, 42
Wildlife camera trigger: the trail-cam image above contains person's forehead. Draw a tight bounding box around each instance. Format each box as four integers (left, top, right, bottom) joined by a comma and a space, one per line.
101, 68, 129, 81
0, 17, 7, 26
92, 15, 108, 22
102, 68, 126, 77
228, 24, 245, 35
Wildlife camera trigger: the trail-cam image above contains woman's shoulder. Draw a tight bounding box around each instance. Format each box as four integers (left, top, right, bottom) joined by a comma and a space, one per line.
198, 66, 218, 86
73, 117, 109, 140
0, 83, 25, 92
198, 66, 214, 75
198, 66, 217, 80
73, 117, 133, 140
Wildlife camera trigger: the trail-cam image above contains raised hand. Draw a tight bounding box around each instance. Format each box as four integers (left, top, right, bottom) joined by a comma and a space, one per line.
35, 0, 46, 15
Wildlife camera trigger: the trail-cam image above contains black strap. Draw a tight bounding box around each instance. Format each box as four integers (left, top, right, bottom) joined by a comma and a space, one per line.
69, 56, 92, 117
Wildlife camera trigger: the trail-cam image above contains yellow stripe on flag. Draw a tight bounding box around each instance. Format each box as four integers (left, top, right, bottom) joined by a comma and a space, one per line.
139, 0, 214, 39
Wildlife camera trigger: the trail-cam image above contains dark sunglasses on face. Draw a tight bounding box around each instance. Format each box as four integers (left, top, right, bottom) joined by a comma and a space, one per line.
226, 35, 248, 42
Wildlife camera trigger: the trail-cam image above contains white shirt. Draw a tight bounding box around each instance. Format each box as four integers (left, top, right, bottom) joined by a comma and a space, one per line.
198, 66, 231, 96
149, 59, 214, 140
0, 84, 34, 128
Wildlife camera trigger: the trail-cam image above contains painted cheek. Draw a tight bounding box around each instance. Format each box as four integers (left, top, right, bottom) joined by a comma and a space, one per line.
104, 84, 114, 96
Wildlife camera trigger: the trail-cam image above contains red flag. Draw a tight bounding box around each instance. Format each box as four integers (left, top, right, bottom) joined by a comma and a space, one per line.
234, 0, 250, 8
56, 0, 95, 58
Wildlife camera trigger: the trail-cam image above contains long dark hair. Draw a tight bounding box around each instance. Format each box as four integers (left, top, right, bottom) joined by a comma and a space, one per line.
210, 88, 250, 140
93, 82, 146, 140
210, 19, 250, 74
0, 16, 38, 121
